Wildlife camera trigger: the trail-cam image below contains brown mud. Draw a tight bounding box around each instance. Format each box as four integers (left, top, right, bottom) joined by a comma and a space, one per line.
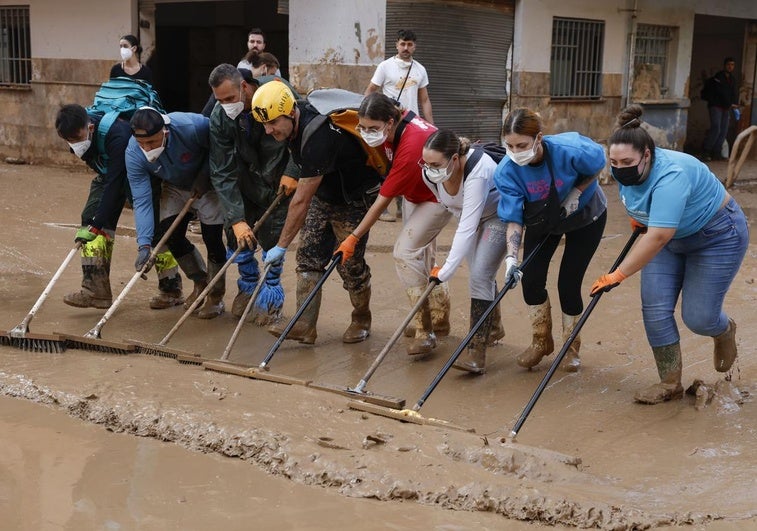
1, 161, 756, 529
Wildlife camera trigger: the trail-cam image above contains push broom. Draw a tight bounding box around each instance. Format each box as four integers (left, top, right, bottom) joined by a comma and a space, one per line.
58, 196, 196, 354
1, 242, 83, 353
132, 191, 285, 364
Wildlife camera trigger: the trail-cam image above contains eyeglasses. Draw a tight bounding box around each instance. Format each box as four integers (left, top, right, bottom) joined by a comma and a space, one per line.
417, 157, 453, 172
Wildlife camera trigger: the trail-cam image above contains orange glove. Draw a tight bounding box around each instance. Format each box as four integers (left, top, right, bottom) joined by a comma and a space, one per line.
279, 175, 298, 196
335, 234, 359, 264
630, 217, 647, 234
429, 265, 442, 284
232, 220, 256, 250
590, 269, 628, 296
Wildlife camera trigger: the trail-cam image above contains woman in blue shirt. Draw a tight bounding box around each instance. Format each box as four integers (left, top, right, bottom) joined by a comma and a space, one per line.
591, 105, 748, 404
494, 108, 607, 373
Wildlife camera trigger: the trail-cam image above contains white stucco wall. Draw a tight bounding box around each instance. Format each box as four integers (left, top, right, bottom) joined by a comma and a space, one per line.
289, 0, 385, 65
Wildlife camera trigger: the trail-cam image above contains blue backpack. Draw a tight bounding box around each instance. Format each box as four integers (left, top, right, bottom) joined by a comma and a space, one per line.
86, 77, 165, 172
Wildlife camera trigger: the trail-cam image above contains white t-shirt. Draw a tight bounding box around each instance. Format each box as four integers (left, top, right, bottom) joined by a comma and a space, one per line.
370, 56, 429, 116
236, 59, 281, 77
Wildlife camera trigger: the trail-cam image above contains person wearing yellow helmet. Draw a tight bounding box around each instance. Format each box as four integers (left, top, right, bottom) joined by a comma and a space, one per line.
252, 80, 383, 345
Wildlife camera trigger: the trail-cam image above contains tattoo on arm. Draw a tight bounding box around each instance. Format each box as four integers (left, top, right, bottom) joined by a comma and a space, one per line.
506, 223, 522, 257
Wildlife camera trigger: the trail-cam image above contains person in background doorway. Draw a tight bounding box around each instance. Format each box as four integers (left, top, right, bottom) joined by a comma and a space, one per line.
110, 34, 153, 84
237, 28, 281, 76
701, 56, 740, 162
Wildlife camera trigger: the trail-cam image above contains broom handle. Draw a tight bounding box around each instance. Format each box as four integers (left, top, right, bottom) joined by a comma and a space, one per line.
219, 263, 272, 361
158, 191, 285, 345
16, 242, 82, 331
412, 233, 551, 412
350, 282, 436, 394
85, 197, 196, 338
259, 253, 341, 369
509, 228, 643, 438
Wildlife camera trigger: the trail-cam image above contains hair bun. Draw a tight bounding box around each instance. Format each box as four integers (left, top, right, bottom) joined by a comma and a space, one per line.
616, 104, 643, 129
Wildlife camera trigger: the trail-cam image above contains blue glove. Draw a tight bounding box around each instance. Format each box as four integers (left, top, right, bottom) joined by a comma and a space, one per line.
135, 245, 152, 271
264, 245, 287, 266
733, 108, 741, 121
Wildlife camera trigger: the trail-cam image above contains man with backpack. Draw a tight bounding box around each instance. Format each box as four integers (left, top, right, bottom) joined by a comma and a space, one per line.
701, 56, 740, 161
55, 104, 181, 309
127, 107, 227, 318
250, 80, 384, 345
207, 64, 300, 325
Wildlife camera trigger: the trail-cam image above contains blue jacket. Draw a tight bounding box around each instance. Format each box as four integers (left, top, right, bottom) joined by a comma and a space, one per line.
126, 112, 209, 247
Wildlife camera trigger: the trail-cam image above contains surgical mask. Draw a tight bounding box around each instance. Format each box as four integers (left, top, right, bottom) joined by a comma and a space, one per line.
506, 139, 539, 166
611, 157, 648, 186
360, 127, 388, 148
69, 138, 91, 158
221, 88, 245, 120
120, 47, 133, 61
423, 158, 455, 184
394, 57, 412, 68
141, 131, 166, 163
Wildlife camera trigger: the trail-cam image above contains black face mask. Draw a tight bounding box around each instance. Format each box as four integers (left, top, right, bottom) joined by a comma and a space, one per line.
611, 155, 649, 186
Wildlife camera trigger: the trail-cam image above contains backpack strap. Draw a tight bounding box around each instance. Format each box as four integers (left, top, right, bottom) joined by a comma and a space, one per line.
463, 148, 484, 179
300, 110, 328, 152
391, 110, 415, 146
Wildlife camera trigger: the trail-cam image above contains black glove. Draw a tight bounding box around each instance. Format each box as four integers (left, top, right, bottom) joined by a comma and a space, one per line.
135, 245, 152, 272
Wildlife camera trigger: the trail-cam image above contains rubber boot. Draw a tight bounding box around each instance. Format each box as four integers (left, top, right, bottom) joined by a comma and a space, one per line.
64, 235, 113, 309
713, 318, 737, 372
487, 301, 505, 346
561, 313, 581, 372
406, 286, 437, 356
176, 248, 208, 311
196, 260, 225, 319
634, 342, 684, 404
342, 285, 371, 343
267, 271, 321, 344
516, 298, 554, 369
453, 298, 491, 374
403, 281, 452, 338
150, 250, 184, 309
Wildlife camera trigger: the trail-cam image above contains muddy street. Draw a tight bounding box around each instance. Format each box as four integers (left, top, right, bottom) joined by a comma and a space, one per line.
1, 161, 756, 529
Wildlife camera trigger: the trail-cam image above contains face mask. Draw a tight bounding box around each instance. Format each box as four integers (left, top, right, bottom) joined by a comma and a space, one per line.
120, 47, 133, 61
611, 158, 648, 186
506, 139, 539, 166
360, 127, 388, 148
394, 57, 412, 68
423, 158, 455, 184
141, 131, 166, 163
221, 88, 245, 120
69, 139, 91, 158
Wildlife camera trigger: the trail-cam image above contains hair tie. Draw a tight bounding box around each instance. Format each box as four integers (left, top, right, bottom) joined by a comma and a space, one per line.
622, 117, 640, 128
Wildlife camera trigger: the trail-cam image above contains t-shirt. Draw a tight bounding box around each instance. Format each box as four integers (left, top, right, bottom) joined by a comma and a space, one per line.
379, 112, 437, 204
370, 57, 429, 116
619, 148, 726, 238
110, 62, 153, 84
289, 102, 382, 205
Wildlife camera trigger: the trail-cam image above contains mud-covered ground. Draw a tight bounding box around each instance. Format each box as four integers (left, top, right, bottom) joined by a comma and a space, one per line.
1, 160, 755, 530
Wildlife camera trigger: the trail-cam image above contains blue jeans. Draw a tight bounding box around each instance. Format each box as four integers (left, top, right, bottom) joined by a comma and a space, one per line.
640, 198, 748, 347
702, 106, 730, 155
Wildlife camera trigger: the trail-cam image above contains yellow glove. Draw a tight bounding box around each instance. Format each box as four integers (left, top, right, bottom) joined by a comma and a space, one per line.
232, 220, 256, 250
279, 175, 298, 196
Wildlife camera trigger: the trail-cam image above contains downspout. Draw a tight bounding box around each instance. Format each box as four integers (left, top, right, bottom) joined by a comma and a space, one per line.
621, 0, 639, 108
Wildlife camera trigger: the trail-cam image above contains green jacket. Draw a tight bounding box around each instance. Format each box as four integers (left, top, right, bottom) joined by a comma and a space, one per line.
209, 103, 300, 226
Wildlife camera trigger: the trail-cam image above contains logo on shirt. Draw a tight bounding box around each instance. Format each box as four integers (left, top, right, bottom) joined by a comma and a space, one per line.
181, 152, 192, 164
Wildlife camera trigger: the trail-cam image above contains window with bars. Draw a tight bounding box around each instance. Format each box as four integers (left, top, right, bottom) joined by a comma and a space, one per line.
0, 5, 31, 87
550, 17, 604, 100
634, 24, 674, 96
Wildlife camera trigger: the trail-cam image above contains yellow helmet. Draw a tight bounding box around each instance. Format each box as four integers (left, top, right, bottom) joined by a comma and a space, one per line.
251, 79, 295, 123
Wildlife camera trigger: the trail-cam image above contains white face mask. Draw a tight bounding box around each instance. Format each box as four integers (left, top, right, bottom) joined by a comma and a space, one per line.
359, 126, 388, 148
141, 130, 166, 163
394, 57, 412, 68
120, 47, 133, 61
507, 139, 539, 166
423, 158, 455, 184
221, 88, 245, 120
69, 138, 91, 158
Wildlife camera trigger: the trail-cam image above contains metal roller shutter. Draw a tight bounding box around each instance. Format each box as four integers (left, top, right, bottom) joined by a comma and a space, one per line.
386, 0, 514, 142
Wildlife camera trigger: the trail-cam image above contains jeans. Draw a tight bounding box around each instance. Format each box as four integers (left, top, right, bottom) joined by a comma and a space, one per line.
640, 198, 748, 347
702, 106, 730, 155
468, 215, 509, 300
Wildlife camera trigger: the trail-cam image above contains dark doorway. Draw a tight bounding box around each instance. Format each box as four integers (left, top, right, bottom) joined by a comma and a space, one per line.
149, 0, 288, 113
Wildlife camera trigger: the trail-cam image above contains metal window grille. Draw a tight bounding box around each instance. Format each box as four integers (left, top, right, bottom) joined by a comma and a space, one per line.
634, 24, 673, 94
0, 5, 31, 87
550, 17, 604, 100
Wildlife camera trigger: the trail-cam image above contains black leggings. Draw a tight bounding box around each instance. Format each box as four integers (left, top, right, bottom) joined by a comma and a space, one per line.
157, 214, 226, 265
521, 210, 607, 315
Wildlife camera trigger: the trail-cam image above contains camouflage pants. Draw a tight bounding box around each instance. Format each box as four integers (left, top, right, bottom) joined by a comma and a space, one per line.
296, 195, 371, 293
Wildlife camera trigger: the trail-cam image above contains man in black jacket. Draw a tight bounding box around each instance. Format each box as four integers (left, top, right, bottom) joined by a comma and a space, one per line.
702, 57, 740, 161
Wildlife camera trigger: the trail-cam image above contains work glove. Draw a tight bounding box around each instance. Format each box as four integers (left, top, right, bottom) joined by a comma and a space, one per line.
429, 265, 442, 284
505, 255, 522, 287
590, 269, 628, 296
264, 245, 287, 266
560, 187, 582, 218
279, 175, 298, 196
191, 171, 212, 198
74, 226, 110, 244
334, 234, 359, 264
232, 220, 256, 250
630, 217, 648, 234
135, 245, 153, 272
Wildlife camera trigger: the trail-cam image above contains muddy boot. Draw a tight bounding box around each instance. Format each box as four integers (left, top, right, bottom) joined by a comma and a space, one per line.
176, 248, 208, 311
634, 343, 684, 404
343, 285, 371, 343
151, 274, 184, 309
268, 272, 321, 344
713, 318, 737, 372
516, 298, 554, 369
561, 313, 581, 372
196, 260, 225, 319
64, 236, 113, 309
406, 286, 437, 356
453, 298, 492, 374
403, 281, 452, 338
487, 301, 505, 346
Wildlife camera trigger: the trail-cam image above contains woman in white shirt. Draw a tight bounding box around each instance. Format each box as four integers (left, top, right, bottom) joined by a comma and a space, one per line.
423, 130, 508, 374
